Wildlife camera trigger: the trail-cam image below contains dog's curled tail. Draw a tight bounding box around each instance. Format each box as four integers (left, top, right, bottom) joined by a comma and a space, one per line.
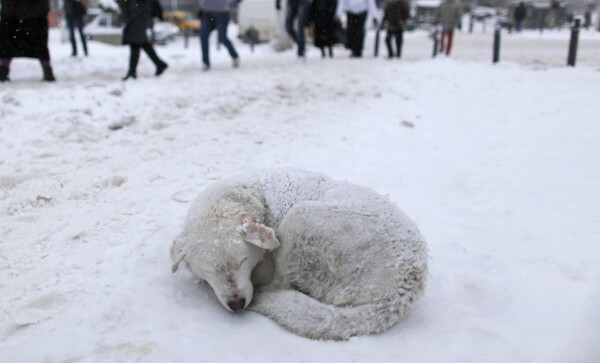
248, 289, 417, 341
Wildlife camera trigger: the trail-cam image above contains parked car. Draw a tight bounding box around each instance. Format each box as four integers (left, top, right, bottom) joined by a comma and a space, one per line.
496, 9, 514, 31
84, 11, 179, 45
470, 6, 496, 21
164, 11, 200, 34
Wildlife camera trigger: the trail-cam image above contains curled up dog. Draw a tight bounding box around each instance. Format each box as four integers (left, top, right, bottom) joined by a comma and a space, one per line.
170, 168, 428, 340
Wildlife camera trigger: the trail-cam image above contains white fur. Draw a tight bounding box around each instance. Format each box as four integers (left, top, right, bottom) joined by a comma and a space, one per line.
170, 168, 428, 340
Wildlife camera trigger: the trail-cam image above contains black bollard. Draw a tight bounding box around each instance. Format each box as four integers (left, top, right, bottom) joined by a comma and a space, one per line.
493, 23, 501, 63
567, 19, 580, 67
374, 23, 381, 57
432, 28, 439, 58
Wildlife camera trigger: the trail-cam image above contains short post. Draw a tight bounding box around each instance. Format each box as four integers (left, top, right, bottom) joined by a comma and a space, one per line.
432, 27, 439, 58
493, 23, 501, 63
184, 29, 189, 49
469, 15, 474, 33
567, 19, 580, 67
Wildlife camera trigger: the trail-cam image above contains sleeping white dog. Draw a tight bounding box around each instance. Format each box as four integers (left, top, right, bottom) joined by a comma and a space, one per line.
170, 168, 428, 340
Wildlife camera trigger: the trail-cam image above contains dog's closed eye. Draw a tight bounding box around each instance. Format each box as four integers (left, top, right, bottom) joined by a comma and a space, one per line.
237, 257, 248, 268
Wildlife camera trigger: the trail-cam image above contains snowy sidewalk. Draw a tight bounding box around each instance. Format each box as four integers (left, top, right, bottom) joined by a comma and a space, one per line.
1, 28, 599, 363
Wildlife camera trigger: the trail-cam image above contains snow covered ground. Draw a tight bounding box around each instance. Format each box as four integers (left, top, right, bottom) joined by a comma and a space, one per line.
1, 27, 599, 362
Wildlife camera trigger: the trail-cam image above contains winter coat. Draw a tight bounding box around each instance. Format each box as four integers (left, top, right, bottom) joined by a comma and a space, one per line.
383, 0, 410, 32
117, 0, 152, 45
436, 0, 462, 31
309, 0, 338, 47
513, 3, 527, 21
0, 0, 50, 20
64, 0, 88, 18
0, 0, 50, 59
152, 0, 164, 21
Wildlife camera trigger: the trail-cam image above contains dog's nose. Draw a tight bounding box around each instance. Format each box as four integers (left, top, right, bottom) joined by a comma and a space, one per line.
227, 298, 246, 311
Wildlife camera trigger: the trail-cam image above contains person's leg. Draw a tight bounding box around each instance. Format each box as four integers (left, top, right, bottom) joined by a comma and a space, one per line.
354, 12, 367, 57
216, 12, 239, 63
440, 30, 447, 53
124, 45, 140, 80
76, 16, 88, 56
328, 45, 333, 58
0, 58, 11, 81
141, 43, 168, 75
66, 15, 77, 56
296, 0, 310, 57
346, 12, 360, 56
285, 3, 299, 44
37, 19, 54, 81
396, 30, 403, 58
200, 12, 215, 69
40, 59, 55, 81
385, 31, 393, 58
446, 30, 453, 55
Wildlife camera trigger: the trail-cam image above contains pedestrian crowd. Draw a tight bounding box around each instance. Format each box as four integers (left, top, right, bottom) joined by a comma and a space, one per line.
1, 0, 572, 83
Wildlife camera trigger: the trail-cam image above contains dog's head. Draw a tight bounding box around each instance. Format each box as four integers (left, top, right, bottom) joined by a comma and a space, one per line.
170, 218, 279, 312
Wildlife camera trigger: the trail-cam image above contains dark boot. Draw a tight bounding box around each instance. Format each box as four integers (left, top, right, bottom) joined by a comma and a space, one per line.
155, 61, 168, 76
0, 65, 9, 82
122, 72, 137, 81
141, 44, 167, 76
42, 66, 56, 82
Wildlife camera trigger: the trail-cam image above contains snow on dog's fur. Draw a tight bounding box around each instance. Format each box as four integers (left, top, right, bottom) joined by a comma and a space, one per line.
170, 169, 428, 340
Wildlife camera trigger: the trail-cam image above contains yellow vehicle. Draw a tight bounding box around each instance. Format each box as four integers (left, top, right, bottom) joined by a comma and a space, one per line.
164, 11, 201, 33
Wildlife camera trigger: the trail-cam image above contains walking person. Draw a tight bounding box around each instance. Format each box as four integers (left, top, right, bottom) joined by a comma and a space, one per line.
583, 5, 591, 30
435, 0, 462, 56
308, 0, 338, 58
276, 0, 311, 58
513, 1, 527, 32
199, 0, 240, 70
0, 0, 56, 82
117, 0, 168, 80
64, 0, 89, 57
549, 0, 560, 29
382, 0, 409, 59
335, 0, 379, 58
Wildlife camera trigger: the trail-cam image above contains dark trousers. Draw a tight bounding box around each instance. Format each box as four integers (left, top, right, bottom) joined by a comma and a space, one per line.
66, 15, 88, 56
127, 43, 165, 74
346, 11, 367, 57
285, 0, 310, 56
385, 30, 403, 58
320, 46, 333, 58
514, 20, 523, 32
200, 11, 238, 67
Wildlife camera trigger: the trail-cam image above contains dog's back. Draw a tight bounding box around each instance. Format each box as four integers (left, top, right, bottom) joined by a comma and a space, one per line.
247, 169, 428, 340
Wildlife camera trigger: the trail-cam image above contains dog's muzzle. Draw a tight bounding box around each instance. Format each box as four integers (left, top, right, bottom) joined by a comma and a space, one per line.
227, 298, 246, 311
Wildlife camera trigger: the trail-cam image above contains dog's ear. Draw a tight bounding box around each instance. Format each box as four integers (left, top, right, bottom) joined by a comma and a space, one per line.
170, 236, 187, 273
237, 219, 280, 251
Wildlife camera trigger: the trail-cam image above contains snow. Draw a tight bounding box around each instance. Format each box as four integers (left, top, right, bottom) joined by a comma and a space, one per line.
1, 26, 600, 362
